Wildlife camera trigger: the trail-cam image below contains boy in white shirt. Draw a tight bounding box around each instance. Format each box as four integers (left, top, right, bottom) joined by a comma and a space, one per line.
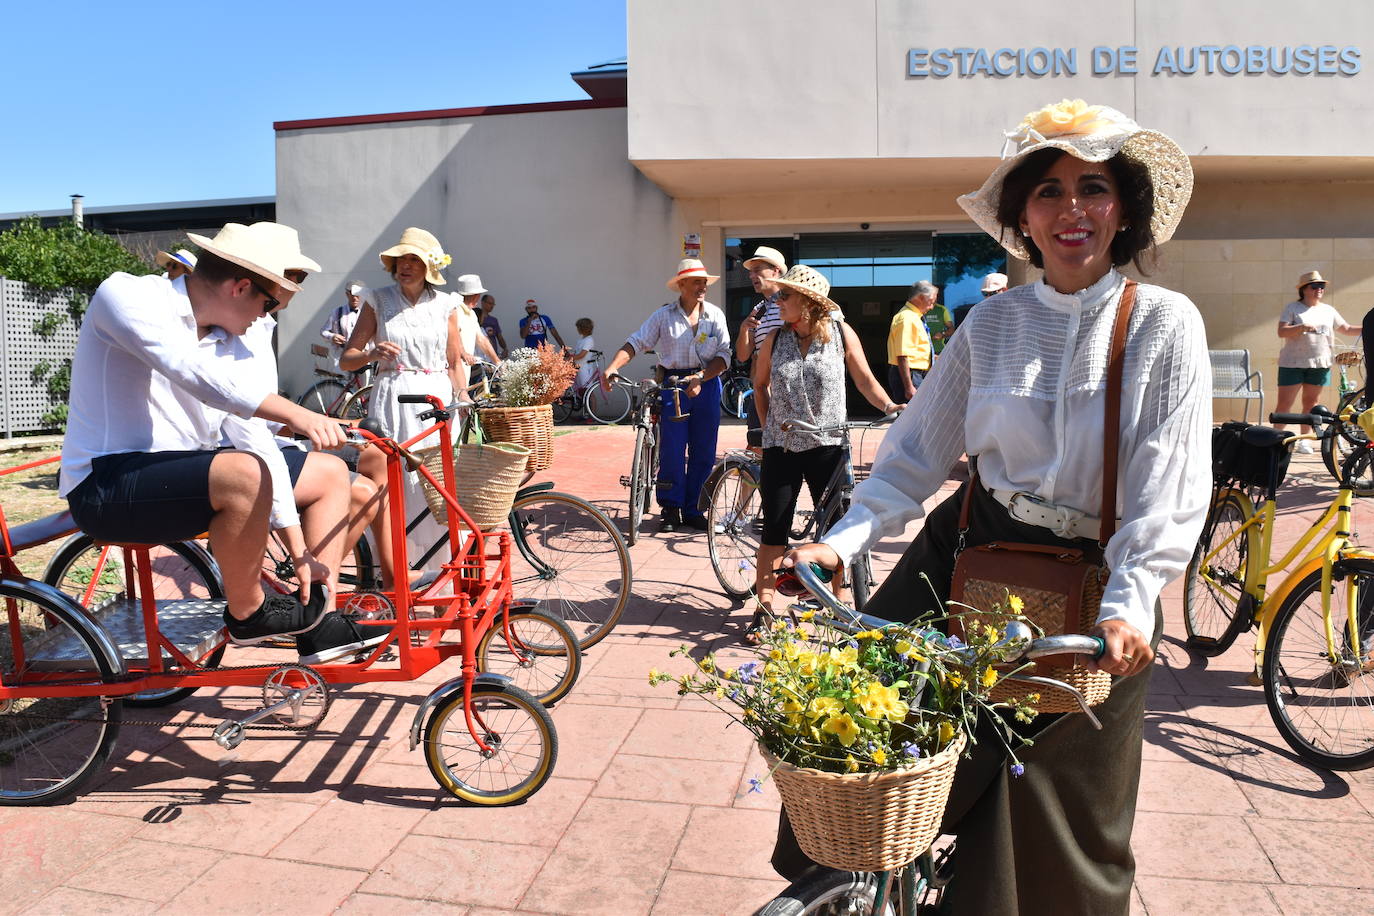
572, 318, 596, 392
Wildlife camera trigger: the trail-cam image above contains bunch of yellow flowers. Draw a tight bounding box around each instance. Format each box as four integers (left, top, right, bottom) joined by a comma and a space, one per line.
651, 600, 1040, 776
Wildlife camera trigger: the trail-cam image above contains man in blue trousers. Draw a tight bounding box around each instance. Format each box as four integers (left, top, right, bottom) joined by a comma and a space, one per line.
604, 258, 731, 533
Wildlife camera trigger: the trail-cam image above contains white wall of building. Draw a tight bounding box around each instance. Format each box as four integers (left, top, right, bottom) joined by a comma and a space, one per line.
274, 106, 686, 397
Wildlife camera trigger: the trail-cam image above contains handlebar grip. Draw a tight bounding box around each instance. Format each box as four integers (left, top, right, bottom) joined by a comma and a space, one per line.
1269, 412, 1323, 426
398, 394, 432, 405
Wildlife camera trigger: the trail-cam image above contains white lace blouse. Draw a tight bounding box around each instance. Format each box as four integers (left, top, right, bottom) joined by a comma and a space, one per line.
822, 270, 1213, 637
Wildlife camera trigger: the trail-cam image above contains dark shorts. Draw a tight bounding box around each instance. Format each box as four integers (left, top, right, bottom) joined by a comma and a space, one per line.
758, 445, 843, 545
1277, 366, 1329, 387
887, 364, 926, 403
66, 448, 308, 544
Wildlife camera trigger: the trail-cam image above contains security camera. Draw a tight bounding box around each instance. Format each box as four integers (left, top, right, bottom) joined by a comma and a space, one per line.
860, 222, 870, 230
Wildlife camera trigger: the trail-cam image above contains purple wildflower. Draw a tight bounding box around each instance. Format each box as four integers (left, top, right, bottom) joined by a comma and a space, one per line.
902, 742, 922, 759
1010, 763, 1025, 778
737, 662, 761, 683
848, 639, 860, 649
747, 776, 764, 794
945, 635, 964, 649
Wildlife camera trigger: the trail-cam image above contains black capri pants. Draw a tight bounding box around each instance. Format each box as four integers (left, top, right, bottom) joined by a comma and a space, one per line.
758, 445, 843, 546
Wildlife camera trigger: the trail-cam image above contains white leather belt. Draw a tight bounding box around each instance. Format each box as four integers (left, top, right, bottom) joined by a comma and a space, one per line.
987, 487, 1109, 541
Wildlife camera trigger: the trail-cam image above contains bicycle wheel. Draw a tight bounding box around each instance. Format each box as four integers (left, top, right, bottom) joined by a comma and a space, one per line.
298, 379, 348, 416
721, 376, 752, 419
1263, 556, 1374, 770
476, 608, 581, 706
423, 682, 557, 805
339, 384, 371, 422
586, 385, 631, 425
849, 551, 874, 613
758, 869, 899, 916
627, 426, 651, 546
707, 464, 761, 600
550, 393, 575, 425
509, 491, 631, 649
263, 530, 376, 593
0, 583, 124, 805
1322, 390, 1374, 495
43, 536, 225, 707
1183, 487, 1258, 655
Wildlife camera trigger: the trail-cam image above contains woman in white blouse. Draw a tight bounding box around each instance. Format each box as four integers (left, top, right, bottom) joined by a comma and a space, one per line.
775, 102, 1212, 915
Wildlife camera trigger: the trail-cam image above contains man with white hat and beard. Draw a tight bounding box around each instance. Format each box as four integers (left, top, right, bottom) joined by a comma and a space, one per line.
604, 257, 732, 533
61, 222, 354, 649
319, 279, 367, 367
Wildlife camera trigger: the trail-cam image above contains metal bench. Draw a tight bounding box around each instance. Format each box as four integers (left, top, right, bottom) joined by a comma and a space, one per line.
1210, 349, 1264, 423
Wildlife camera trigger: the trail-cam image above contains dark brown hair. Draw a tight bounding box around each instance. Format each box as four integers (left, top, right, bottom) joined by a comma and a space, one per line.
995, 147, 1157, 274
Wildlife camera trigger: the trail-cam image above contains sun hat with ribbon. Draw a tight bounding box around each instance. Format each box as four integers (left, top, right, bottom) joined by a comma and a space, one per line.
1296, 269, 1326, 291
742, 246, 787, 272
155, 248, 198, 272
981, 272, 1008, 293
186, 223, 319, 293
667, 258, 720, 291
379, 227, 451, 285
454, 274, 488, 296
772, 264, 839, 312
957, 99, 1194, 261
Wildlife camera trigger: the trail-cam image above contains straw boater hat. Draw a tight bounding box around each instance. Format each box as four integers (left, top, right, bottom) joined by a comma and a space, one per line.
1297, 270, 1326, 291
981, 272, 1008, 293
454, 274, 487, 296
957, 99, 1194, 261
667, 258, 720, 291
379, 227, 450, 285
742, 246, 787, 272
772, 264, 839, 313
155, 248, 198, 272
186, 223, 320, 293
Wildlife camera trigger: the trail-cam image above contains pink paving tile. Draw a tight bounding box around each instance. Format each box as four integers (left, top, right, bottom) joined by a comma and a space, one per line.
1224, 739, 1370, 823
62, 838, 223, 903
412, 776, 593, 845
1268, 884, 1374, 915
593, 753, 743, 806
521, 797, 692, 915
1248, 816, 1374, 887
1129, 883, 1145, 916
584, 639, 699, 681
1133, 875, 1280, 914
132, 795, 321, 855
337, 893, 470, 915
545, 702, 642, 781
1131, 813, 1279, 883
671, 807, 785, 881
360, 835, 549, 908
272, 796, 429, 869
650, 870, 790, 916
620, 708, 754, 763
163, 853, 364, 914
1135, 759, 1255, 816
19, 887, 157, 915
0, 809, 141, 912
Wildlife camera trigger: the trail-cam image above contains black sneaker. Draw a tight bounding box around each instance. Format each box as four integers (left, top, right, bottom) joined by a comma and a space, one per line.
659, 507, 682, 533
681, 513, 709, 532
224, 584, 330, 646
295, 611, 388, 665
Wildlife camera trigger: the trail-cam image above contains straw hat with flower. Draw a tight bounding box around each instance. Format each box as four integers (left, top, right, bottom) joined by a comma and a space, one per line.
379, 227, 451, 285
773, 264, 840, 314
958, 99, 1194, 261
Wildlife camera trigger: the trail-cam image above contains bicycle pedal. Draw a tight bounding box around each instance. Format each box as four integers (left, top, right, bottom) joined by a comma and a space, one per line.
619, 475, 632, 487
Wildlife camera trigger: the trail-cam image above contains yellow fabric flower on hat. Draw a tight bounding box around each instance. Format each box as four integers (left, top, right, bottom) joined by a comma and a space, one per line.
1019, 99, 1110, 140
823, 712, 861, 747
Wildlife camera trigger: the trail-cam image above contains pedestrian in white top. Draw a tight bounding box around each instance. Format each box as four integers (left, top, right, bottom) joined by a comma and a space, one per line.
61, 222, 349, 647
319, 280, 366, 367
571, 318, 596, 391
1275, 269, 1361, 451
453, 273, 502, 391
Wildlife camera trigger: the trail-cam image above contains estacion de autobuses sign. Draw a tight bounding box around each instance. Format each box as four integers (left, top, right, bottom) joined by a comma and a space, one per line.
906, 45, 1361, 77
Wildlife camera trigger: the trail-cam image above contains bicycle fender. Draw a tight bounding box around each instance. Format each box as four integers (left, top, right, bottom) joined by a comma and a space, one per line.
1258, 548, 1374, 633
407, 672, 513, 751
0, 575, 127, 678
698, 455, 759, 514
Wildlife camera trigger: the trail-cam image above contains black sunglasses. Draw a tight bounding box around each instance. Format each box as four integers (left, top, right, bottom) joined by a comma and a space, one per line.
250, 281, 280, 314
775, 289, 794, 302
1308, 282, 1327, 290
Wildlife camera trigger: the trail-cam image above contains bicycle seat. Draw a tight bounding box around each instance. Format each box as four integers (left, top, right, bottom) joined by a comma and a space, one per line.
7, 510, 78, 553
1241, 426, 1289, 448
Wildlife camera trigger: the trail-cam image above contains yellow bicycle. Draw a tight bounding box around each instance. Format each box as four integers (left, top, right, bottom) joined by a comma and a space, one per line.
1185, 406, 1374, 769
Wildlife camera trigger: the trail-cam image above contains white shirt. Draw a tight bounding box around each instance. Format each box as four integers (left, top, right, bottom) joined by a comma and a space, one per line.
823, 271, 1213, 637
626, 301, 732, 371
227, 316, 303, 530
61, 273, 272, 499
1277, 301, 1353, 368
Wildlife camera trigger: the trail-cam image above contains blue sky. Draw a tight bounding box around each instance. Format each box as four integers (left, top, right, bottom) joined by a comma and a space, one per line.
0, 0, 625, 215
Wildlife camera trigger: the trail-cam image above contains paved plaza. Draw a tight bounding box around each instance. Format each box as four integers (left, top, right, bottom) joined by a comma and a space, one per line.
3, 424, 1374, 915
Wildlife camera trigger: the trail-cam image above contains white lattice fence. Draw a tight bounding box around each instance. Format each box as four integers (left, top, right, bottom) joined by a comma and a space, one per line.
0, 278, 80, 436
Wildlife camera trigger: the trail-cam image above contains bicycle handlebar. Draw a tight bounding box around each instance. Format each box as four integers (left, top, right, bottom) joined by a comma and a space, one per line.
780, 414, 898, 434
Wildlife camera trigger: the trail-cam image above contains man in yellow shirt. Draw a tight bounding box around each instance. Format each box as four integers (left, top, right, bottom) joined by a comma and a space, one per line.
887, 280, 936, 402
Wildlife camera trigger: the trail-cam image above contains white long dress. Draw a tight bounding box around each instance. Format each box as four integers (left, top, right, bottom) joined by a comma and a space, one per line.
364, 284, 457, 574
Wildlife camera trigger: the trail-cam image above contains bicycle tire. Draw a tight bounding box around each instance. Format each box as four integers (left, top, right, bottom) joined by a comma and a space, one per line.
476, 608, 581, 706
586, 385, 631, 425
298, 379, 348, 416
1263, 555, 1374, 770
42, 536, 225, 707
0, 582, 124, 805
423, 682, 557, 805
706, 463, 761, 600
264, 529, 377, 593
757, 869, 899, 916
550, 394, 575, 425
339, 384, 371, 422
850, 552, 874, 613
627, 425, 650, 546
508, 490, 631, 649
1183, 487, 1258, 655
720, 375, 752, 419
1322, 390, 1374, 495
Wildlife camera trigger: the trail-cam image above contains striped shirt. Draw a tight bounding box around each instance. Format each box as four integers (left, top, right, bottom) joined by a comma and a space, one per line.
626, 301, 732, 371
750, 296, 785, 356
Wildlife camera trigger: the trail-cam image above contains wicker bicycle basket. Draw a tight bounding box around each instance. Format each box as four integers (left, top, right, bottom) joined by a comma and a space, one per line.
478, 404, 555, 472
761, 733, 966, 872
416, 441, 530, 530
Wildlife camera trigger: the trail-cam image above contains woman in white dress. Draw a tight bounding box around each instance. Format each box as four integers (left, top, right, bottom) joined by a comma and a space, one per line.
341, 227, 463, 588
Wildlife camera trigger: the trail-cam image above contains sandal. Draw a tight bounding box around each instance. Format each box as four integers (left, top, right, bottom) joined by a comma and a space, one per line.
743, 609, 771, 646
